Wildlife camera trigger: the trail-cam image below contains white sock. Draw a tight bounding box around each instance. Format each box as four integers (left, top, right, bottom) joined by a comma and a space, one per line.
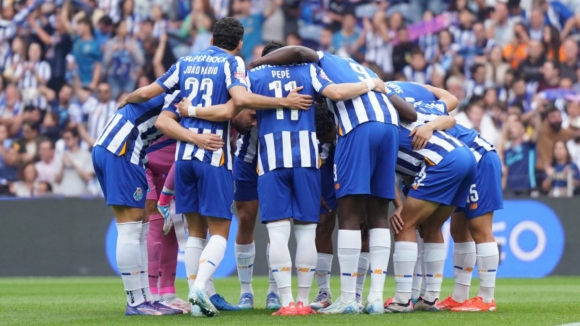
337, 229, 361, 303
266, 243, 278, 294
193, 235, 227, 291
477, 242, 499, 303
393, 241, 417, 304
411, 231, 423, 299
236, 242, 255, 295
315, 253, 333, 293
267, 221, 293, 306
139, 222, 154, 302
356, 252, 369, 302
452, 241, 476, 302
294, 224, 317, 304
206, 277, 217, 297
117, 222, 145, 307
367, 228, 391, 303
185, 237, 205, 289
423, 242, 446, 302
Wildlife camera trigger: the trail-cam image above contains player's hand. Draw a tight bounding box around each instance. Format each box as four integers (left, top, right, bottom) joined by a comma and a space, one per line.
409, 125, 433, 150
321, 196, 332, 212
372, 78, 386, 93
191, 133, 224, 151
389, 206, 404, 234
177, 97, 193, 117
283, 86, 313, 110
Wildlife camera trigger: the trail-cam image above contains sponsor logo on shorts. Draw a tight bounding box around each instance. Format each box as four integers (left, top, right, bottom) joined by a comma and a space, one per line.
133, 188, 143, 201
470, 203, 478, 210
335, 183, 340, 190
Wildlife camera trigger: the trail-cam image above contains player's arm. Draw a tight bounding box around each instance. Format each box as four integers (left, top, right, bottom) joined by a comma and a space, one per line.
155, 109, 223, 151
410, 113, 456, 150
387, 93, 417, 122
229, 85, 313, 110
247, 46, 319, 69
320, 78, 386, 101
390, 182, 404, 234
421, 84, 459, 112
121, 62, 181, 108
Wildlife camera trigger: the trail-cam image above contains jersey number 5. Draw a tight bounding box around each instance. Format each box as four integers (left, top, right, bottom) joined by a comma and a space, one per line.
185, 77, 213, 107
269, 80, 298, 120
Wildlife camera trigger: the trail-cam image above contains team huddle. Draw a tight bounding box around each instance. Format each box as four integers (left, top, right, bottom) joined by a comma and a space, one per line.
93, 17, 502, 317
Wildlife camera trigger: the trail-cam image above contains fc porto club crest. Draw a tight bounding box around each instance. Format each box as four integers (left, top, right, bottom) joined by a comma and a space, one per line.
133, 187, 143, 201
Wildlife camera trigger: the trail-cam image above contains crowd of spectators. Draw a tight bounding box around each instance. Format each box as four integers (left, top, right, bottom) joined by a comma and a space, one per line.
1, 0, 580, 198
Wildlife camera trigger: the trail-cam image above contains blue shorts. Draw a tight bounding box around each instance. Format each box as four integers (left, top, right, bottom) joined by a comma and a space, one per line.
174, 159, 233, 219
334, 122, 398, 199
258, 167, 321, 223
455, 151, 504, 218
320, 162, 337, 214
233, 157, 258, 202
92, 146, 147, 208
408, 147, 477, 208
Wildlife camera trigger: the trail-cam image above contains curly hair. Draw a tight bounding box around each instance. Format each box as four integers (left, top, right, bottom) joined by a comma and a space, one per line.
212, 17, 244, 51
262, 41, 284, 57
315, 101, 334, 137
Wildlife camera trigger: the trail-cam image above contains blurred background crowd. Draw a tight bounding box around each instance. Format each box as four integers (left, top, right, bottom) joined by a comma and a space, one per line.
1, 0, 580, 198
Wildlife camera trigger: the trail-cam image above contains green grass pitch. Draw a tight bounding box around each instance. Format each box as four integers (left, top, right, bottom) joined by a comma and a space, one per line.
2, 276, 580, 326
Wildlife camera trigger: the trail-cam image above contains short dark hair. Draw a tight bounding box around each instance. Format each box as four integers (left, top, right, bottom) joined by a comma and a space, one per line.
315, 101, 334, 137
40, 139, 55, 149
212, 17, 244, 51
98, 15, 113, 26
410, 48, 424, 57
23, 121, 40, 132
471, 63, 485, 75
62, 127, 80, 139
262, 41, 284, 57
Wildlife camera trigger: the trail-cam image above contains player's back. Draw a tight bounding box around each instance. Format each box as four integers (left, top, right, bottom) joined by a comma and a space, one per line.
415, 101, 494, 161
159, 46, 247, 169
386, 81, 437, 103
316, 51, 398, 135
248, 63, 330, 174
397, 120, 466, 175
95, 94, 168, 166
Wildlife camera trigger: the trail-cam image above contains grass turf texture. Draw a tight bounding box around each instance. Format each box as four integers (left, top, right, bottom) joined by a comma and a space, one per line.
1, 277, 580, 326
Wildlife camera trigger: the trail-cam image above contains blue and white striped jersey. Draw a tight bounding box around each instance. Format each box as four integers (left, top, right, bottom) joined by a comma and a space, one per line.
316, 51, 398, 136
235, 126, 258, 165
414, 101, 495, 162
396, 120, 466, 177
94, 91, 179, 168
155, 46, 248, 170
385, 81, 437, 104
248, 63, 332, 175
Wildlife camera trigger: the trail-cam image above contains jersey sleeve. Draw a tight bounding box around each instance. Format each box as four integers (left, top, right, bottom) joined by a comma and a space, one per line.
316, 51, 324, 60
310, 64, 333, 94
225, 56, 248, 90
162, 90, 181, 118
155, 60, 181, 91
427, 100, 448, 113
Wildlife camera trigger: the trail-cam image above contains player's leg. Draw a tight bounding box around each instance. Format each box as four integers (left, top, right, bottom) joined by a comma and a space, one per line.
188, 162, 235, 317
451, 151, 502, 312
356, 220, 370, 310
310, 210, 335, 310
265, 242, 281, 310
311, 160, 338, 310
414, 205, 456, 311
157, 163, 176, 235
362, 122, 398, 314
145, 198, 163, 302
259, 169, 296, 315
439, 212, 476, 310
320, 124, 374, 314
291, 167, 321, 315
387, 147, 477, 312
233, 157, 259, 309
411, 229, 425, 304
158, 225, 190, 312
92, 146, 169, 316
